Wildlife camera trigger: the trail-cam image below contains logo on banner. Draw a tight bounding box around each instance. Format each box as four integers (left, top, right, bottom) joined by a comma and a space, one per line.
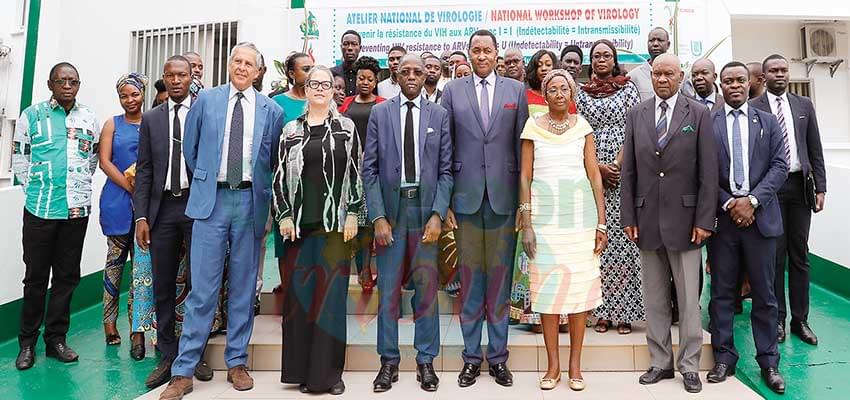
300, 10, 320, 59
690, 40, 703, 57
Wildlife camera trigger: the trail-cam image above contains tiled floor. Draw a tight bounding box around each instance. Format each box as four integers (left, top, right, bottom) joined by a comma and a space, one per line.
136, 371, 762, 400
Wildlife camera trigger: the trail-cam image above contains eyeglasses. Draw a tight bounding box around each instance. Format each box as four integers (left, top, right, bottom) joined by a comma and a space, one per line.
306, 80, 333, 90
591, 53, 614, 61
51, 79, 81, 87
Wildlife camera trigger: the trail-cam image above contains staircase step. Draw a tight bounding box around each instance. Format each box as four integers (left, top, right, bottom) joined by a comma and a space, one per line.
203, 315, 714, 372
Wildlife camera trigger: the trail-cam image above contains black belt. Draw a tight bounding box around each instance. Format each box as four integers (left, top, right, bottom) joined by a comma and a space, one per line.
400, 186, 419, 199
217, 181, 252, 190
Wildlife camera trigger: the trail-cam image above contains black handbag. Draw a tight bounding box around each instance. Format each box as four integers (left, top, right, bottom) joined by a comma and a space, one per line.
804, 172, 817, 211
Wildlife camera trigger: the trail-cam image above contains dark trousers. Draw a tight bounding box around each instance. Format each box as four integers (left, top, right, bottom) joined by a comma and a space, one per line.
150, 193, 192, 361
775, 172, 812, 324
709, 217, 779, 369
375, 196, 440, 366
19, 209, 88, 347
455, 194, 516, 365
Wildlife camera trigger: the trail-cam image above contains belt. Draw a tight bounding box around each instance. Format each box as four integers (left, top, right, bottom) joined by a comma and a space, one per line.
166, 188, 189, 197
217, 181, 252, 190
400, 186, 419, 199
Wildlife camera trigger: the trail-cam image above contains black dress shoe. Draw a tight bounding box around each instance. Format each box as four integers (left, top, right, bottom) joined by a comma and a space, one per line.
45, 341, 79, 362
777, 324, 786, 343
372, 363, 399, 392
791, 321, 818, 345
15, 345, 35, 370
145, 359, 173, 389
488, 362, 513, 387
298, 384, 309, 393
194, 360, 213, 381
639, 367, 674, 385
683, 372, 702, 393
457, 363, 481, 387
707, 362, 736, 383
761, 367, 785, 394
130, 343, 145, 361
417, 363, 439, 391
328, 380, 345, 395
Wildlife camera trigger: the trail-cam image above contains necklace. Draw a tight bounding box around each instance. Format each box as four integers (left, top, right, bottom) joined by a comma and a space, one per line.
547, 114, 571, 134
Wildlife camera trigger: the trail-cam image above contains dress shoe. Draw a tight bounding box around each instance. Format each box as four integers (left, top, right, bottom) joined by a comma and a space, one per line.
539, 373, 561, 390
372, 363, 399, 392
791, 321, 818, 345
45, 341, 79, 362
146, 359, 173, 389
328, 380, 345, 395
158, 376, 193, 400
682, 372, 702, 393
194, 360, 213, 381
15, 345, 35, 370
227, 365, 254, 391
639, 367, 674, 385
777, 323, 786, 343
457, 362, 481, 387
568, 377, 586, 391
489, 362, 513, 386
417, 363, 439, 391
707, 362, 736, 383
761, 367, 786, 394
298, 384, 309, 393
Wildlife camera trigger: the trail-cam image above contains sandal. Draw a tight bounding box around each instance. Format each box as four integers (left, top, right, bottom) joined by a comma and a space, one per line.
617, 323, 632, 335
594, 319, 611, 333
105, 333, 121, 345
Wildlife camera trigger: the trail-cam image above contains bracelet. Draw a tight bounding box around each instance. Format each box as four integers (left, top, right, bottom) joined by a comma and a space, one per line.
596, 223, 608, 233
518, 202, 532, 212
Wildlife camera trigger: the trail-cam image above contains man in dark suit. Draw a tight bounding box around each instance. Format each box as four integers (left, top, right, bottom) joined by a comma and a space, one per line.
134, 55, 212, 388
690, 58, 724, 112
158, 42, 284, 400
440, 30, 529, 388
706, 61, 787, 394
363, 54, 453, 393
750, 54, 827, 346
620, 54, 718, 394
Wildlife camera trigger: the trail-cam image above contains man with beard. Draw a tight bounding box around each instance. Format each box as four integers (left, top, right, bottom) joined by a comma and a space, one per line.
422, 55, 443, 103
503, 48, 526, 82
331, 30, 362, 96
378, 46, 407, 98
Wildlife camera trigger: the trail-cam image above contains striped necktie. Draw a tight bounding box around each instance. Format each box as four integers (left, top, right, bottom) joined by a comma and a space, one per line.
774, 96, 793, 166
656, 100, 669, 148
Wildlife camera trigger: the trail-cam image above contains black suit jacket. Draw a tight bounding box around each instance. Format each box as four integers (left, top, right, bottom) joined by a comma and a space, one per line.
749, 92, 827, 192
133, 101, 192, 228
620, 95, 719, 252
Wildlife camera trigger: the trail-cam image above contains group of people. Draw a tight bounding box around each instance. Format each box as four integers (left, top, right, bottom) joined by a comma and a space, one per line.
11, 25, 826, 399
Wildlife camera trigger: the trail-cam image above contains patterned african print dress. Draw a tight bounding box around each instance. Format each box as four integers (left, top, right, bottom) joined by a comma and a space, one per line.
575, 81, 646, 323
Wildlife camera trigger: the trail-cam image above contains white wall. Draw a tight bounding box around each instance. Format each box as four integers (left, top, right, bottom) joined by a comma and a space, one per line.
809, 165, 850, 269
0, 0, 30, 179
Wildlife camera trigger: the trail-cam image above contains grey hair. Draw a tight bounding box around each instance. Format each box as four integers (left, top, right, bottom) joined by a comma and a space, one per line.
228, 42, 264, 69
305, 65, 340, 118
542, 69, 578, 103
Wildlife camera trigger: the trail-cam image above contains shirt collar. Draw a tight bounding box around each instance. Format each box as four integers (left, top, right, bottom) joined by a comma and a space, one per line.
475, 71, 497, 87
697, 87, 716, 103
767, 91, 788, 105
655, 92, 678, 111
724, 102, 748, 116
168, 96, 192, 111
229, 83, 256, 105
399, 92, 423, 109
48, 96, 78, 111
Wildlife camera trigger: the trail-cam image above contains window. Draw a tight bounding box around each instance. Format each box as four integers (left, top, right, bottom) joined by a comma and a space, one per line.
18, 0, 29, 29
789, 80, 812, 98
130, 21, 239, 110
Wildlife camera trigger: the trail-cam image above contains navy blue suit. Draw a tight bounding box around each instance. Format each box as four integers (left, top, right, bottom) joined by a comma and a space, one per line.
708, 105, 787, 369
362, 94, 453, 365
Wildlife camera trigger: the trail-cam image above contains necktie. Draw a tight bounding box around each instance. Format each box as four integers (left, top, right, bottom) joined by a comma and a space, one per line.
226, 92, 244, 187
479, 79, 490, 132
774, 97, 793, 166
700, 97, 712, 109
170, 103, 182, 196
731, 109, 745, 190
656, 100, 669, 148
404, 101, 416, 184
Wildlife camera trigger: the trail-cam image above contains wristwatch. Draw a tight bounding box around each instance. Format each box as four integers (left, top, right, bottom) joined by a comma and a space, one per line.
747, 195, 759, 208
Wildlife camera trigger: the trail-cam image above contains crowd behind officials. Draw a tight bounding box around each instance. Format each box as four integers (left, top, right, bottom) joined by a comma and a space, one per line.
11, 25, 827, 399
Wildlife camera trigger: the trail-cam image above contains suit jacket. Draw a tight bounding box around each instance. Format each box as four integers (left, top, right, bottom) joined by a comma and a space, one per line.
749, 92, 827, 192
440, 74, 529, 215
362, 95, 453, 226
620, 95, 719, 251
182, 84, 284, 237
133, 101, 193, 229
711, 106, 788, 238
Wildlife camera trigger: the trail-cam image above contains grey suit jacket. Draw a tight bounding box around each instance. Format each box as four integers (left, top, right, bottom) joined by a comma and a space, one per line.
620, 95, 719, 251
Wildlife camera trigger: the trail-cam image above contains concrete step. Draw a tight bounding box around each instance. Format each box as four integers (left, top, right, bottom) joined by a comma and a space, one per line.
203, 315, 714, 373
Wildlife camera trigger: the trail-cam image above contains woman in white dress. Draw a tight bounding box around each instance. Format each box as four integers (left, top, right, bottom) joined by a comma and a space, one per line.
517, 69, 608, 391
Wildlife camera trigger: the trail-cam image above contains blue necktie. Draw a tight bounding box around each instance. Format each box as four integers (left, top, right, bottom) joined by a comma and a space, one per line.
731, 109, 745, 190
656, 100, 668, 148
227, 92, 244, 187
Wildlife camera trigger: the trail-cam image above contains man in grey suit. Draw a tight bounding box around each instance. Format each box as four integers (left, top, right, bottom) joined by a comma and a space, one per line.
620, 54, 718, 394
441, 30, 529, 388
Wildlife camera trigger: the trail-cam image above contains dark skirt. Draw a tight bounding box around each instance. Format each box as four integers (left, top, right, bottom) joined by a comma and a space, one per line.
280, 228, 350, 392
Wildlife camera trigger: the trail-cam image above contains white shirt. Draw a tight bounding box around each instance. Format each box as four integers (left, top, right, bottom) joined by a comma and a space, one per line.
217, 83, 256, 182
165, 97, 191, 191
697, 90, 717, 110
399, 94, 422, 187
474, 71, 497, 117
377, 78, 401, 99
654, 92, 679, 131
766, 91, 801, 172
724, 103, 751, 202
423, 87, 440, 103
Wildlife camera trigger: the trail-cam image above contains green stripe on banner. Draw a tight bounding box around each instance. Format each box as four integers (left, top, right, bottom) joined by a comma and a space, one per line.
809, 253, 850, 299
19, 0, 42, 111
290, 0, 304, 9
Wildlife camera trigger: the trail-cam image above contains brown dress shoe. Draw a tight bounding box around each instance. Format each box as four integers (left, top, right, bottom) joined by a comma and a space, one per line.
159, 376, 193, 400
227, 365, 254, 391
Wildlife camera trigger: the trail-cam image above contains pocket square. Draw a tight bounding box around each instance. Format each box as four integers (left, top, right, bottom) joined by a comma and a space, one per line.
682, 124, 695, 133
427, 127, 435, 133
504, 103, 518, 109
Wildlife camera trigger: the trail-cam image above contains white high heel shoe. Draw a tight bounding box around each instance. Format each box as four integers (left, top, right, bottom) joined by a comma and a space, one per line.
540, 373, 561, 390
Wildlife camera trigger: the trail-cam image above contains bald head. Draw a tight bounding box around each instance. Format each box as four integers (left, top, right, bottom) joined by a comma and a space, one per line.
746, 62, 766, 98
691, 58, 717, 98
504, 48, 525, 81
651, 54, 683, 99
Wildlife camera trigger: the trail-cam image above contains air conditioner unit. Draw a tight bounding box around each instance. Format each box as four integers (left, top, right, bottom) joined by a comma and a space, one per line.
801, 24, 839, 60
